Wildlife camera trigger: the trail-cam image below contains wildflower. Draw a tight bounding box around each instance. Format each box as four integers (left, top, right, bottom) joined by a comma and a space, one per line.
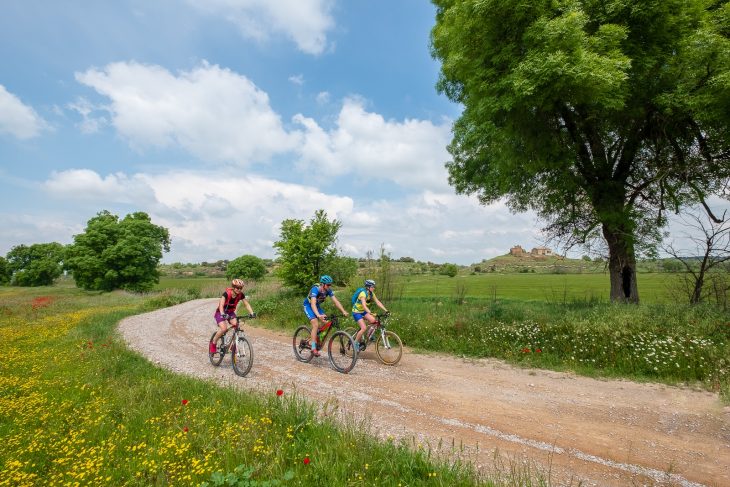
276, 389, 284, 396
183, 426, 189, 433
303, 456, 310, 465
521, 348, 530, 353
182, 399, 189, 406
536, 348, 542, 353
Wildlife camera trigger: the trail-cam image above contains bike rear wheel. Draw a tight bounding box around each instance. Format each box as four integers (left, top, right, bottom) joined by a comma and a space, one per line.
376, 330, 403, 365
209, 330, 230, 366
231, 332, 254, 377
328, 330, 357, 373
292, 325, 315, 363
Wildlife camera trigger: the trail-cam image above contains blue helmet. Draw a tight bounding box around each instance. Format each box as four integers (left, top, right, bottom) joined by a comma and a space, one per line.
320, 275, 333, 284
364, 279, 376, 288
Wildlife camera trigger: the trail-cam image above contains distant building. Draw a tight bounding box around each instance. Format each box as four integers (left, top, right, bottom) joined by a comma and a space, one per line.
531, 246, 553, 256
510, 245, 527, 256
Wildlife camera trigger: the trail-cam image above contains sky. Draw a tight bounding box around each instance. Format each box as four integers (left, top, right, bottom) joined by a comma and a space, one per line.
1, 1, 725, 265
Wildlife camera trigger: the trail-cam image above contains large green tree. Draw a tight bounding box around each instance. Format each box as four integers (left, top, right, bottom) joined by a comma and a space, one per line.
6, 243, 65, 286
0, 256, 10, 285
273, 210, 354, 292
431, 0, 730, 302
65, 210, 171, 291
226, 254, 267, 281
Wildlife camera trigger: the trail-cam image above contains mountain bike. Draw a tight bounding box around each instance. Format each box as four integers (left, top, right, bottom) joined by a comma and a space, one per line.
208, 316, 254, 377
292, 316, 358, 373
345, 313, 403, 365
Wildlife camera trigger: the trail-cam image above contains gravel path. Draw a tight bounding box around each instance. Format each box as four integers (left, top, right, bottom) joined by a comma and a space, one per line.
118, 299, 730, 486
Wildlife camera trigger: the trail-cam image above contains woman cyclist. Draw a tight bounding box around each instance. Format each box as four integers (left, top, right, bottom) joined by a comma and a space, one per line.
209, 278, 255, 354
303, 275, 348, 357
351, 279, 388, 350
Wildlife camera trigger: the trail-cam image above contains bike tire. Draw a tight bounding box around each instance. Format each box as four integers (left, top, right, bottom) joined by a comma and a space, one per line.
343, 327, 358, 359
376, 330, 403, 366
328, 330, 358, 374
231, 332, 254, 377
208, 330, 229, 366
292, 325, 315, 363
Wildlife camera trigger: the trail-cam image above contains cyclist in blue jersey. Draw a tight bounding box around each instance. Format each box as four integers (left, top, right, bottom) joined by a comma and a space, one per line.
351, 279, 388, 350
303, 275, 348, 356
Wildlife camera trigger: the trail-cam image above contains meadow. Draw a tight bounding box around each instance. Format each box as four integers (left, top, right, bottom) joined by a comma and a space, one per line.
0, 285, 482, 486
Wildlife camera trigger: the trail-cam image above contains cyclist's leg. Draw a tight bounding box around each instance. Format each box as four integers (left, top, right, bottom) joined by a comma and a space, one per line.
353, 314, 367, 344
211, 312, 228, 352
304, 303, 321, 355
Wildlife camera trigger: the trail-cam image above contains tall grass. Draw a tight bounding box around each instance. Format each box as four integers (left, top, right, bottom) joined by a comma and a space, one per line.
0, 286, 485, 486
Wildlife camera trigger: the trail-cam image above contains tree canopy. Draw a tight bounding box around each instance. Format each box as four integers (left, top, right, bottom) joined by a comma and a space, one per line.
5, 243, 65, 286
226, 254, 267, 281
65, 210, 171, 291
0, 256, 11, 285
273, 210, 354, 292
431, 0, 730, 302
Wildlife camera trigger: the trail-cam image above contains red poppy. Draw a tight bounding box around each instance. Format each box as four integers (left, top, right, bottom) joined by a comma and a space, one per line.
303, 457, 310, 465
182, 399, 189, 406
276, 389, 284, 396
183, 426, 189, 432
521, 347, 530, 353
536, 348, 542, 353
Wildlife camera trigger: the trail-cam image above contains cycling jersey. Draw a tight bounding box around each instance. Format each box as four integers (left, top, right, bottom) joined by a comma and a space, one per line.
217, 288, 246, 315
351, 287, 374, 314
302, 284, 333, 306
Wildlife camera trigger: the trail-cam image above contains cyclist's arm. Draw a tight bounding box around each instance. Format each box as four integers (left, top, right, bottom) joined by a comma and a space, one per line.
373, 296, 388, 313
241, 298, 254, 316
331, 295, 348, 316
218, 295, 227, 315
359, 295, 373, 315
310, 296, 325, 320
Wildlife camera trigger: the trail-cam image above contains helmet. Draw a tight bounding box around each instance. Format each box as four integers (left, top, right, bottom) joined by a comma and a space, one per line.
320, 275, 333, 284
364, 279, 376, 288
231, 279, 244, 288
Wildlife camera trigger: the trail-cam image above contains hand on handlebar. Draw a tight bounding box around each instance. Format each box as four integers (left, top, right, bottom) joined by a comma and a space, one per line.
318, 314, 328, 322
248, 312, 256, 319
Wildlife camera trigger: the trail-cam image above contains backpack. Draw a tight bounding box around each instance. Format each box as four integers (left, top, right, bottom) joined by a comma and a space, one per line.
351, 287, 366, 306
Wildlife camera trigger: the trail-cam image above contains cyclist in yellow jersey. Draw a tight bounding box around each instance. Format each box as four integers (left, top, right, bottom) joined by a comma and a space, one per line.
351, 279, 388, 350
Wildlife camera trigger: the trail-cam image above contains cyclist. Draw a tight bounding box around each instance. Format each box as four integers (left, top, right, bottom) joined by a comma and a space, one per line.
303, 275, 348, 357
351, 279, 388, 350
210, 278, 256, 354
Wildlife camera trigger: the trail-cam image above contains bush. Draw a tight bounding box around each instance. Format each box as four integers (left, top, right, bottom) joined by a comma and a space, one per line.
227, 255, 267, 281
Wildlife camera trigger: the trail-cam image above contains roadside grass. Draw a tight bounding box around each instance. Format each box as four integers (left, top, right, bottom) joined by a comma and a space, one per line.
0, 286, 486, 486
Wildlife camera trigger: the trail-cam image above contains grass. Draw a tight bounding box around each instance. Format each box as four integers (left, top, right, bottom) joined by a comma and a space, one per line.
0, 286, 486, 486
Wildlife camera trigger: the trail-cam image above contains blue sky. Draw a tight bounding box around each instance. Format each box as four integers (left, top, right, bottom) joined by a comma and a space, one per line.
4, 1, 719, 265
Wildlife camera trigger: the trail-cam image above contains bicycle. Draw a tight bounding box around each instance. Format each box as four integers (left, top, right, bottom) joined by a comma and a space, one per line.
208, 315, 254, 377
292, 316, 358, 373
345, 313, 403, 365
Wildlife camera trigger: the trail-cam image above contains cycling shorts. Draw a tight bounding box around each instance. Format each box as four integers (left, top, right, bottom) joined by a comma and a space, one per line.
352, 311, 370, 322
303, 303, 324, 321
214, 310, 237, 324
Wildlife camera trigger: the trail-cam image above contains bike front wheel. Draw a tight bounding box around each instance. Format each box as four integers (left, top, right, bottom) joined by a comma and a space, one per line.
376, 330, 403, 366
328, 330, 357, 373
292, 325, 315, 363
209, 330, 229, 366
231, 332, 254, 377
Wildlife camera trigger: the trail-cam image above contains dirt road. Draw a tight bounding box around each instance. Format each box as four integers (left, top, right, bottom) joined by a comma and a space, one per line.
118, 299, 730, 486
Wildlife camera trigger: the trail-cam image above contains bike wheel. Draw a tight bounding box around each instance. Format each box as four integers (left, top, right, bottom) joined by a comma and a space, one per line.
209, 330, 228, 366
231, 332, 254, 377
376, 330, 403, 366
292, 325, 315, 363
328, 330, 357, 373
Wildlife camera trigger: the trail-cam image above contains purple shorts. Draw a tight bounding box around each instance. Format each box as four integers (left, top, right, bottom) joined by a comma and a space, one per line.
214, 310, 236, 324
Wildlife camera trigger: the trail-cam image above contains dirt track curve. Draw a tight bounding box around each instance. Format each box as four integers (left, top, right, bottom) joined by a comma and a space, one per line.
118, 299, 730, 486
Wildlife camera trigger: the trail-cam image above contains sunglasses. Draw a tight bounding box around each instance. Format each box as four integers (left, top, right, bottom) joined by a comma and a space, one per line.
233, 286, 242, 290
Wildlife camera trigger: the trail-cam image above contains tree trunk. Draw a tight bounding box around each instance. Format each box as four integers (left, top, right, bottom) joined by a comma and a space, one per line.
603, 224, 639, 303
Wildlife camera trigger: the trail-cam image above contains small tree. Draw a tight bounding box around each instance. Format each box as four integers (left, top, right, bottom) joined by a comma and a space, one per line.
65, 210, 170, 291
226, 255, 267, 281
6, 243, 65, 286
440, 263, 459, 278
273, 210, 342, 292
663, 208, 730, 305
324, 255, 358, 287
0, 256, 11, 285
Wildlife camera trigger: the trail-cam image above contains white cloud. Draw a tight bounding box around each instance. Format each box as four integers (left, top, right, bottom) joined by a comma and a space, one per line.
44, 169, 157, 205
67, 97, 108, 134
294, 98, 453, 190
0, 85, 47, 139
187, 0, 335, 55
289, 74, 304, 85
75, 61, 300, 165
315, 91, 330, 104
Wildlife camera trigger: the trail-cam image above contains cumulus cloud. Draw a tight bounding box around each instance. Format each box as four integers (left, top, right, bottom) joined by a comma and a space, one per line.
44, 169, 157, 205
187, 0, 335, 55
0, 85, 48, 139
294, 98, 453, 190
75, 61, 300, 165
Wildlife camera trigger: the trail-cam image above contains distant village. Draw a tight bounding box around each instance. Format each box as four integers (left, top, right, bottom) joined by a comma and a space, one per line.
509, 245, 554, 257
